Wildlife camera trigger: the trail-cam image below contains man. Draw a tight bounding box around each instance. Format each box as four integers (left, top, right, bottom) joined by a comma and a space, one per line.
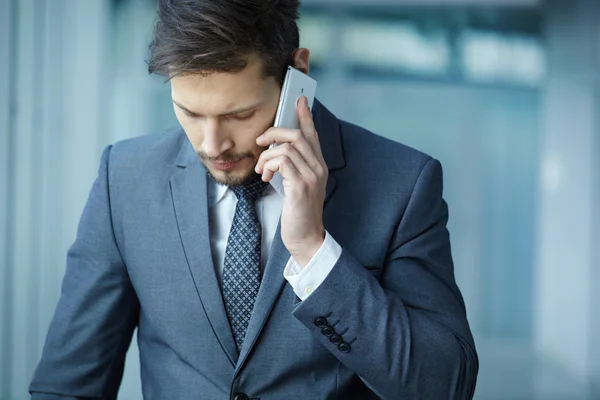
30, 0, 478, 399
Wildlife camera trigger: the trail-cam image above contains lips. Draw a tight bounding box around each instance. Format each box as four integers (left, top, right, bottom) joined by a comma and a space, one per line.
212, 159, 241, 171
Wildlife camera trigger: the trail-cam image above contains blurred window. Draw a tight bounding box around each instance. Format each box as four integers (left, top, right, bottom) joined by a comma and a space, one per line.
298, 7, 545, 87
460, 29, 545, 86
341, 19, 450, 75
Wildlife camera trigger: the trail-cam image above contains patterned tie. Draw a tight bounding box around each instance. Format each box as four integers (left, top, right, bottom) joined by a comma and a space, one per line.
221, 178, 270, 352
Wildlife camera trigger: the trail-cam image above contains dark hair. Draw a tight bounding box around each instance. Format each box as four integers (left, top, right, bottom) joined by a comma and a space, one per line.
148, 0, 301, 84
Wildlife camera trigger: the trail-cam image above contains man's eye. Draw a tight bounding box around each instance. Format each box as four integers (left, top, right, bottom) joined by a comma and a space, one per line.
231, 112, 255, 120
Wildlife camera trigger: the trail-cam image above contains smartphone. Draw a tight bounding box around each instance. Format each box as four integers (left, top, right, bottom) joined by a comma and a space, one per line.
270, 66, 317, 149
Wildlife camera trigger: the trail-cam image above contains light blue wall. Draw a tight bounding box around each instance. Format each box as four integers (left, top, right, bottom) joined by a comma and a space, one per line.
535, 1, 600, 395
1, 0, 113, 397
0, 0, 14, 395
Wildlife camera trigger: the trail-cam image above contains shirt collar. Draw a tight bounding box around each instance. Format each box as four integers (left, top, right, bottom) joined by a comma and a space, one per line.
207, 172, 285, 208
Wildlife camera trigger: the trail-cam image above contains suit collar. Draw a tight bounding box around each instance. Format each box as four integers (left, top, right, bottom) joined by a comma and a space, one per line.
311, 99, 345, 170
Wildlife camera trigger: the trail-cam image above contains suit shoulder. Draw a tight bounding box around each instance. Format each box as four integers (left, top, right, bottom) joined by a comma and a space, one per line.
338, 120, 433, 173
107, 127, 186, 169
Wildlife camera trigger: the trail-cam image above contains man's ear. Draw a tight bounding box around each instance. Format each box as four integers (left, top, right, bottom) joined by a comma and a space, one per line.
291, 48, 310, 74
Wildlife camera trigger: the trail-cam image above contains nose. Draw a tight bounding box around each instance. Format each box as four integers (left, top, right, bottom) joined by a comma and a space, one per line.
201, 118, 232, 158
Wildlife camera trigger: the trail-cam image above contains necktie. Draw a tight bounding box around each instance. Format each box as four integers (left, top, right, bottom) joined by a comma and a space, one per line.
221, 178, 270, 352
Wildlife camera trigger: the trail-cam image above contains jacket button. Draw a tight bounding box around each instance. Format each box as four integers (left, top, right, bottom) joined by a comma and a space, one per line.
330, 334, 343, 345
322, 326, 334, 337
233, 393, 249, 400
338, 342, 351, 353
314, 316, 328, 328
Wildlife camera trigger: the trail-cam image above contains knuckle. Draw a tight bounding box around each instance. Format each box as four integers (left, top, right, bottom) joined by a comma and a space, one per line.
281, 156, 293, 167
311, 165, 323, 178
306, 172, 317, 185
296, 180, 307, 191
265, 159, 276, 170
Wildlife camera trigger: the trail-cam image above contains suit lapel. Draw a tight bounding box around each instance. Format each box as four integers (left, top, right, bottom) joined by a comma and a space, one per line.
234, 99, 344, 375
170, 140, 238, 367
233, 220, 288, 373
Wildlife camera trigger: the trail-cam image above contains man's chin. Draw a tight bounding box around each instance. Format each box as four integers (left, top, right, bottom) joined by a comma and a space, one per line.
205, 165, 261, 187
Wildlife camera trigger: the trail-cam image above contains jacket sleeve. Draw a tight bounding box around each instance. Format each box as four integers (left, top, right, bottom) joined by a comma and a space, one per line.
292, 158, 479, 399
29, 146, 139, 400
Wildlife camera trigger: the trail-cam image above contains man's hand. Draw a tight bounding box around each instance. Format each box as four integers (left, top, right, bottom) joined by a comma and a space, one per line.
255, 96, 328, 267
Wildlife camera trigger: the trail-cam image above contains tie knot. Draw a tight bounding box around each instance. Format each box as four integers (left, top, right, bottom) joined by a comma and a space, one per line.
230, 178, 269, 203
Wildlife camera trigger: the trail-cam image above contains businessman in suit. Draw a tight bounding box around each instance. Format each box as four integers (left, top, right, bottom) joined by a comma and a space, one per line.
30, 0, 478, 399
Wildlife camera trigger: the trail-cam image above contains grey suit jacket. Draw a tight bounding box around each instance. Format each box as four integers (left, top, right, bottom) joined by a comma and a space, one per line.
30, 101, 478, 400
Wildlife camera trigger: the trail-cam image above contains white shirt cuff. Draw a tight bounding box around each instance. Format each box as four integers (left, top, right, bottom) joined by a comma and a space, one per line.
283, 231, 342, 301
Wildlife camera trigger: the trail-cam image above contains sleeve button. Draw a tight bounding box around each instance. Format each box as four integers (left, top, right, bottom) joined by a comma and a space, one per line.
314, 317, 328, 328
322, 326, 334, 337
338, 342, 351, 353
330, 334, 343, 345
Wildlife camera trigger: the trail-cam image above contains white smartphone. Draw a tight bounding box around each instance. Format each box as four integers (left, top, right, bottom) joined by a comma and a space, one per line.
270, 66, 317, 149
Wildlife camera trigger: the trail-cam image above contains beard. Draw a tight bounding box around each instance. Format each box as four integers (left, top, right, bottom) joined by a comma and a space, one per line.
196, 150, 263, 187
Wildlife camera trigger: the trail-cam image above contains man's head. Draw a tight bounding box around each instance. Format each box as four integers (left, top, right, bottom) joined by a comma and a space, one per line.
148, 0, 310, 186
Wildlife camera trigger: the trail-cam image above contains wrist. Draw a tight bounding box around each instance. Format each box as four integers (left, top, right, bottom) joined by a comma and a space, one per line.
290, 229, 326, 268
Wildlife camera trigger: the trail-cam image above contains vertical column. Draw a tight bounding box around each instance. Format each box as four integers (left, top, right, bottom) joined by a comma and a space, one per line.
0, 0, 15, 396
9, 0, 45, 395
535, 0, 599, 396
36, 0, 67, 354
591, 35, 600, 398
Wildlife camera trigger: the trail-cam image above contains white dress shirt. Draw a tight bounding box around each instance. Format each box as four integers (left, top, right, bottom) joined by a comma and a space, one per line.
207, 172, 342, 300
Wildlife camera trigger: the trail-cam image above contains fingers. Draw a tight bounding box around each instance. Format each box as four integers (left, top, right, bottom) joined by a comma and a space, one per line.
256, 127, 303, 148
258, 128, 318, 167
256, 97, 322, 158
297, 96, 318, 142
261, 153, 301, 183
256, 143, 315, 182
255, 96, 327, 182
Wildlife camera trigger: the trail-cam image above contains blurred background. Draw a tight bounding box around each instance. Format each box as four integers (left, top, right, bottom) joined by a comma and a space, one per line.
0, 0, 598, 399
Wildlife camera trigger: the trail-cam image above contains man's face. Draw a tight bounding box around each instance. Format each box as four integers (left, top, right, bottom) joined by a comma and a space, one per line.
171, 57, 281, 186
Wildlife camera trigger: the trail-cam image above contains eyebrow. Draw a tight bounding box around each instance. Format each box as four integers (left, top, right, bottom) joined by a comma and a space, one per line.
172, 99, 262, 117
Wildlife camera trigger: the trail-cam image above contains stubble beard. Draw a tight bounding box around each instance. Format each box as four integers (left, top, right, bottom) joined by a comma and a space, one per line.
197, 152, 263, 187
